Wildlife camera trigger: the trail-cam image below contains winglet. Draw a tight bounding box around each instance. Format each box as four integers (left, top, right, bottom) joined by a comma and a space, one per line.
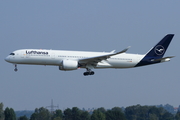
123, 46, 131, 52
110, 50, 116, 53
115, 46, 131, 54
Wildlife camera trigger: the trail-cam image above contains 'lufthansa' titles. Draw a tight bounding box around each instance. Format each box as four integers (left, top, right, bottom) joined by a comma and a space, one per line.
26, 50, 48, 55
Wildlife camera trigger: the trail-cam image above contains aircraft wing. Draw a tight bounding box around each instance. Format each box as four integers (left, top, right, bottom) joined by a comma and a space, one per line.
79, 46, 130, 64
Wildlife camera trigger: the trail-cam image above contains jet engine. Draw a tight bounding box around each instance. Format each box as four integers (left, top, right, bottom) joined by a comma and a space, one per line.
59, 59, 78, 71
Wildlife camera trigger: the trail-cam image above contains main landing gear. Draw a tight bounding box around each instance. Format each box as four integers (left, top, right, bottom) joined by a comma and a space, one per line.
83, 68, 95, 76
14, 64, 18, 72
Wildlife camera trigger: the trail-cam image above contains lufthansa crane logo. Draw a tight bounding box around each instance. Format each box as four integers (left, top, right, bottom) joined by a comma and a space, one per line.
154, 45, 165, 55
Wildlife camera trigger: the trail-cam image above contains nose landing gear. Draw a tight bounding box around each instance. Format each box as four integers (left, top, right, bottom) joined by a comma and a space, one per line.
14, 64, 18, 72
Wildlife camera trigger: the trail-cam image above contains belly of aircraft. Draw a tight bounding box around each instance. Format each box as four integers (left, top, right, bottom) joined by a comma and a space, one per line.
96, 59, 138, 68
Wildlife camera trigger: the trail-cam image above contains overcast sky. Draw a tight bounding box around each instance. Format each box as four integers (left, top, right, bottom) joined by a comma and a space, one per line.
1, 1, 180, 111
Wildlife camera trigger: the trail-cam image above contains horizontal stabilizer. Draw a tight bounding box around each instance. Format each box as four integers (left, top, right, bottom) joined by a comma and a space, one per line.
151, 56, 175, 62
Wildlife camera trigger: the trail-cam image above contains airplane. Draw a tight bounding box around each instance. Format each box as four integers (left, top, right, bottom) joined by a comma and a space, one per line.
5, 34, 175, 76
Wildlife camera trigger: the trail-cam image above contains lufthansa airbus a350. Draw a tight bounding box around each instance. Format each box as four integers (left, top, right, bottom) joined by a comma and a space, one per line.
5, 34, 174, 76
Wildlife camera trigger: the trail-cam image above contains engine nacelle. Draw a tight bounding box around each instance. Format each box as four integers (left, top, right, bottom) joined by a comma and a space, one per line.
59, 59, 78, 71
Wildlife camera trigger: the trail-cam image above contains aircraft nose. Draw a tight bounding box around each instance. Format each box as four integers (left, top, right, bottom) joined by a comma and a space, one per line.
5, 56, 10, 62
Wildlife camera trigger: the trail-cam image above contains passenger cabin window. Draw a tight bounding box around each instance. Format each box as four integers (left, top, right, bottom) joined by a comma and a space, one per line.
10, 53, 15, 55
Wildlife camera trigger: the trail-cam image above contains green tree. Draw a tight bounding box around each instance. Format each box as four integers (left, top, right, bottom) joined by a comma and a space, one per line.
161, 112, 174, 120
52, 109, 63, 120
30, 107, 50, 120
163, 104, 175, 114
125, 105, 161, 120
149, 114, 159, 120
106, 107, 126, 120
91, 110, 106, 120
18, 115, 29, 120
96, 107, 106, 114
71, 107, 81, 120
4, 107, 16, 120
63, 108, 72, 120
29, 112, 37, 120
125, 105, 139, 120
80, 111, 90, 120
125, 105, 174, 120
157, 107, 170, 120
175, 111, 180, 120
53, 117, 62, 120
0, 103, 4, 120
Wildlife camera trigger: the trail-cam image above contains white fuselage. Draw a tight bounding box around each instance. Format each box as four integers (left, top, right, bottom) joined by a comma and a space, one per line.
5, 49, 145, 69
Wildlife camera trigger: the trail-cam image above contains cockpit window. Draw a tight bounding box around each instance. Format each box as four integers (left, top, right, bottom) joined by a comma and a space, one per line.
10, 53, 15, 55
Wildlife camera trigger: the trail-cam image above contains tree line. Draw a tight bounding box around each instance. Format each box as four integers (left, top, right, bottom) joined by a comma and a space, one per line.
1, 103, 180, 120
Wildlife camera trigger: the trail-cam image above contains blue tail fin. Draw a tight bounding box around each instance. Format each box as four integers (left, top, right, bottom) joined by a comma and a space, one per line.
136, 34, 174, 67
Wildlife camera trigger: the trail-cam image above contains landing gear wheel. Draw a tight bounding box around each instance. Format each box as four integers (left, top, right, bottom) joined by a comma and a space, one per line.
83, 66, 95, 76
83, 72, 89, 76
83, 71, 95, 76
90, 71, 94, 75
14, 64, 18, 72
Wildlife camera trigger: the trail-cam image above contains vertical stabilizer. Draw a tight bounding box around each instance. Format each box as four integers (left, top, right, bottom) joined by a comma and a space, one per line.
136, 34, 174, 67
